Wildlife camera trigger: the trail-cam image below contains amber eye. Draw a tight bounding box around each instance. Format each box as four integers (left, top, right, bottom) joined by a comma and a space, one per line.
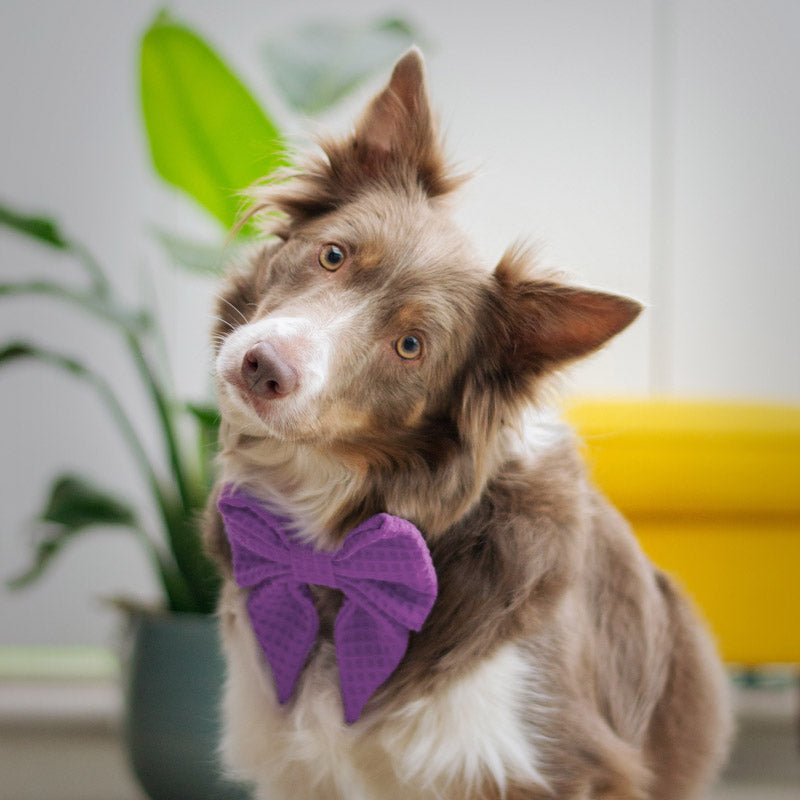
318, 244, 345, 271
395, 334, 423, 360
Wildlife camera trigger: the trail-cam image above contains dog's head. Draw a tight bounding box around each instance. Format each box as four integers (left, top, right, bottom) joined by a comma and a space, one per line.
214, 50, 640, 503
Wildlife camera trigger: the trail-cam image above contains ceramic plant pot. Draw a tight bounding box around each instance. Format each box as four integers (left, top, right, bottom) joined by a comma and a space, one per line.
122, 610, 251, 800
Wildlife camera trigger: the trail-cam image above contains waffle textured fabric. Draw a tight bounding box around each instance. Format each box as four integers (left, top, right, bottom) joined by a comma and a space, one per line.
217, 485, 438, 723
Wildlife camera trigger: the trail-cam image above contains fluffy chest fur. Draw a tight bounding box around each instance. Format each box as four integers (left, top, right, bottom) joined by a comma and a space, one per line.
219, 584, 550, 800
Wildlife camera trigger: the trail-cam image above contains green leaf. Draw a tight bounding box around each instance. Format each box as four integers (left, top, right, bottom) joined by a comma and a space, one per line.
41, 475, 137, 530
0, 340, 84, 377
0, 341, 36, 364
8, 475, 137, 589
140, 13, 285, 229
152, 228, 255, 276
263, 17, 422, 115
0, 339, 168, 537
0, 201, 110, 293
0, 200, 69, 249
185, 401, 220, 431
156, 561, 197, 613
7, 471, 200, 613
0, 280, 149, 332
0, 342, 85, 380
0, 339, 217, 612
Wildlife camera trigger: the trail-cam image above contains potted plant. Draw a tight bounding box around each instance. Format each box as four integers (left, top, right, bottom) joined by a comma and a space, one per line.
1, 12, 420, 800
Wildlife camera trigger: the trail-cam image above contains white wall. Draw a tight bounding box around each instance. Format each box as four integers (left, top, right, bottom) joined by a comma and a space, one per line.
1, 0, 798, 646
667, 0, 800, 399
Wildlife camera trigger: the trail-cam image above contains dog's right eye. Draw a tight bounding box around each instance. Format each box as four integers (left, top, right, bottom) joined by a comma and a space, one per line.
318, 244, 345, 271
395, 334, 423, 360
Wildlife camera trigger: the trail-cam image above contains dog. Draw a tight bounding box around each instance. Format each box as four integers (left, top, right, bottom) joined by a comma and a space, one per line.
204, 49, 731, 800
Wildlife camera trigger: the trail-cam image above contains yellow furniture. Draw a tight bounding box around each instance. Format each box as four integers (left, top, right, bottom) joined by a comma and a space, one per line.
565, 399, 800, 665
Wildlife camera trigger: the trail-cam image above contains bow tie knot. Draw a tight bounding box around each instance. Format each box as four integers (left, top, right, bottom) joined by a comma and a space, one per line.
290, 547, 336, 588
217, 486, 438, 723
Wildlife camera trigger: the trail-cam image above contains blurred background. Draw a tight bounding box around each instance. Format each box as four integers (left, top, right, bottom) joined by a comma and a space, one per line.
0, 0, 798, 798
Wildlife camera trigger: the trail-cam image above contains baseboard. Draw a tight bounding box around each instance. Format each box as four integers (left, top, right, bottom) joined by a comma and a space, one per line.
0, 646, 120, 728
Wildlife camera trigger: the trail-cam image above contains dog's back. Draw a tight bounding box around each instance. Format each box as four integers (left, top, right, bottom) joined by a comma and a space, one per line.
205, 50, 731, 799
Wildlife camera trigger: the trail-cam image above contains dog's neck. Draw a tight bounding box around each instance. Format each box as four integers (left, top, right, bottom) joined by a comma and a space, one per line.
217, 427, 363, 549
216, 433, 489, 548
217, 407, 567, 549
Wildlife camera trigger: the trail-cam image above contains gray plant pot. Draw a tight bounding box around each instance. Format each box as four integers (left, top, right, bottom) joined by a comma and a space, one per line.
122, 609, 252, 800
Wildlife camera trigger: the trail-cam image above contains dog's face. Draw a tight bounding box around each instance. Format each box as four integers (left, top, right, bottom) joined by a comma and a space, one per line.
214, 50, 641, 468
215, 186, 487, 448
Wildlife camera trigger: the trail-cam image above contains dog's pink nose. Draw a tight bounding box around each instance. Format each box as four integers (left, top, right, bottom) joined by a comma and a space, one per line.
241, 342, 298, 398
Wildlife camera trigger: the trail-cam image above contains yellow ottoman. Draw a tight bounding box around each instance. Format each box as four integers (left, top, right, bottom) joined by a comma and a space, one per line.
566, 399, 800, 665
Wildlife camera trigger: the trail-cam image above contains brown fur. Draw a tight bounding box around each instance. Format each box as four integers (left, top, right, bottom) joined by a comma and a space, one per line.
204, 50, 731, 799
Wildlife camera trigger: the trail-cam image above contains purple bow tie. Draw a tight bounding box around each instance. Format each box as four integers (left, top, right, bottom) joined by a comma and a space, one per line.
217, 486, 438, 723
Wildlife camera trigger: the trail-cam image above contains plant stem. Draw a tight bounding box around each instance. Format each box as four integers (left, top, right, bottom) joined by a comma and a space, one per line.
123, 330, 194, 516
132, 526, 194, 612
99, 273, 215, 609
125, 331, 218, 609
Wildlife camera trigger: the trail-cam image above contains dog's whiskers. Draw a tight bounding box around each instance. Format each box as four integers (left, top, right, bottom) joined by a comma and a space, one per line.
216, 295, 249, 325
212, 315, 236, 333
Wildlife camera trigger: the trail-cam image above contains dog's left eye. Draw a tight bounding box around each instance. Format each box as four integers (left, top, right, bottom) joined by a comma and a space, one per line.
395, 335, 423, 360
318, 244, 345, 271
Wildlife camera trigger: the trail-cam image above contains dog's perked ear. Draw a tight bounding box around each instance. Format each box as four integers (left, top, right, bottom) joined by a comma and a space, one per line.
356, 48, 429, 155
349, 47, 455, 196
263, 49, 462, 224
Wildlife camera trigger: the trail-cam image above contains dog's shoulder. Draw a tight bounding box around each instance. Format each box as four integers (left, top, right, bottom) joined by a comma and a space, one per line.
387, 415, 590, 691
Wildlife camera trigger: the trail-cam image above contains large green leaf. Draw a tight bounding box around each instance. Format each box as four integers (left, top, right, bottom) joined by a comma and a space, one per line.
141, 12, 285, 229
263, 17, 422, 115
0, 200, 69, 249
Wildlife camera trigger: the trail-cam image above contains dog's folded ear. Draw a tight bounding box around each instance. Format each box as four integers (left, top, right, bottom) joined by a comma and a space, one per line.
457, 250, 641, 443
489, 248, 643, 374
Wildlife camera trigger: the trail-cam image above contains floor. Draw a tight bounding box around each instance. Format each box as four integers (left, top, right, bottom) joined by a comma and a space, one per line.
0, 680, 797, 800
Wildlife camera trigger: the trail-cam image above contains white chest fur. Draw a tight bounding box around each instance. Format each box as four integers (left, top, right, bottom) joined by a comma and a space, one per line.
219, 591, 548, 800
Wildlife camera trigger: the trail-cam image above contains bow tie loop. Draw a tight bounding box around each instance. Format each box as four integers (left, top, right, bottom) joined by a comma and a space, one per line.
217, 486, 438, 723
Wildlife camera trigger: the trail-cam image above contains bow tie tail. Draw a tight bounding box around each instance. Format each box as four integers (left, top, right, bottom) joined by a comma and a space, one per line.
334, 600, 412, 724
247, 581, 320, 706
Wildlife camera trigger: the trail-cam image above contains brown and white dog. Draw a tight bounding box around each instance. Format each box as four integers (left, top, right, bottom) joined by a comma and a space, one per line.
204, 49, 731, 800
